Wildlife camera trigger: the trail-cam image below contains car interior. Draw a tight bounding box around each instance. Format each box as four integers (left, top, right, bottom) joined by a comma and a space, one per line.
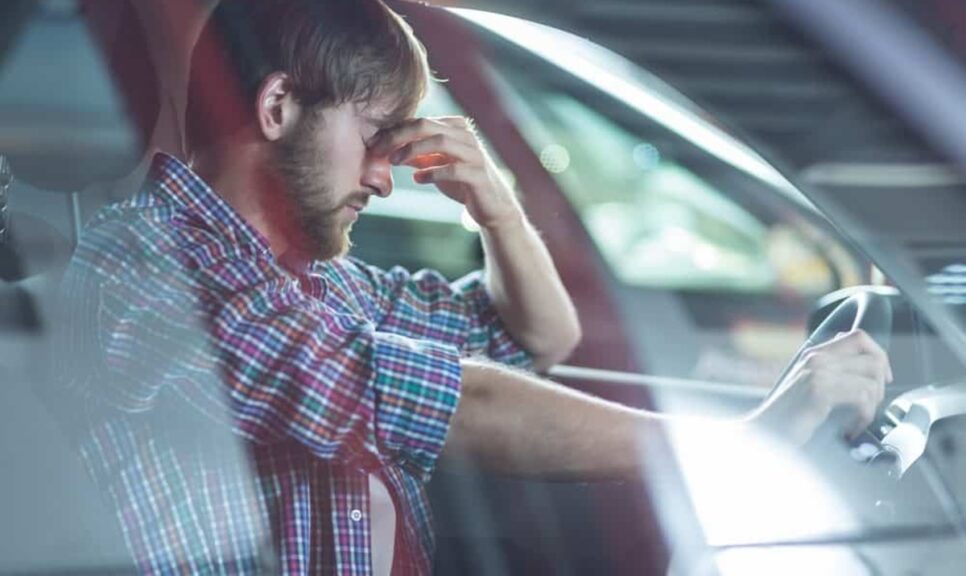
6, 0, 966, 575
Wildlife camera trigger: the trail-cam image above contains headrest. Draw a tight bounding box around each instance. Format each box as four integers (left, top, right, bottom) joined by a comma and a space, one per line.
0, 0, 160, 192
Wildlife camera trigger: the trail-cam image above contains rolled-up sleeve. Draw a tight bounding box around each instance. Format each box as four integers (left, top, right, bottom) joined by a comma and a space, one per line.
210, 256, 465, 479
343, 259, 533, 370
451, 270, 533, 368
369, 332, 461, 478
94, 247, 462, 480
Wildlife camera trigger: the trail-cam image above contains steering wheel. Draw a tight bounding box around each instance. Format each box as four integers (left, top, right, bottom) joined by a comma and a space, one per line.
765, 289, 894, 444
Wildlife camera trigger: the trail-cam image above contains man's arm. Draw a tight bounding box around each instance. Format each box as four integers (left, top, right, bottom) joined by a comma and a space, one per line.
443, 358, 652, 480
478, 212, 581, 371
371, 117, 581, 370
443, 331, 893, 479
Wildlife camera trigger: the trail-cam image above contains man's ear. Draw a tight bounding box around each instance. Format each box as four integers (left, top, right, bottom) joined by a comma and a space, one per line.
255, 71, 301, 142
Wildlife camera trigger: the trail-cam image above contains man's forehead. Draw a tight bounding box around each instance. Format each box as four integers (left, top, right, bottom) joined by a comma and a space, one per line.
355, 99, 413, 128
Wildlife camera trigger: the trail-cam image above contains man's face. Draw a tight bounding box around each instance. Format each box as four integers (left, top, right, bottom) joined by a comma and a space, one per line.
271, 100, 395, 261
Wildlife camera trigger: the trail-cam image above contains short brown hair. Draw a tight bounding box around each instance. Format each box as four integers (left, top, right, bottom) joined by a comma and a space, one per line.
186, 0, 430, 154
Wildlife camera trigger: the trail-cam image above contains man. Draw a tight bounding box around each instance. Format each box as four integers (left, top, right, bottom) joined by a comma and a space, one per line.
56, 0, 892, 574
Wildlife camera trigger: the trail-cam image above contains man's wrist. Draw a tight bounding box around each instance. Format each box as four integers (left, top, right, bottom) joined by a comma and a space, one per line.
479, 205, 527, 235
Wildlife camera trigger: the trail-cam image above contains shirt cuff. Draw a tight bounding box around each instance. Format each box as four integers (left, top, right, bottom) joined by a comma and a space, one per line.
453, 271, 534, 370
370, 332, 462, 482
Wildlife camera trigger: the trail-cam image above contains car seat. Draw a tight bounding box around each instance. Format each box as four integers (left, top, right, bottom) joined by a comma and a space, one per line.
0, 1, 159, 572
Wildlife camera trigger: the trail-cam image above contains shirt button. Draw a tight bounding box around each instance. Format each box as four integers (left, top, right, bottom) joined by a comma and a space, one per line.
350, 509, 363, 522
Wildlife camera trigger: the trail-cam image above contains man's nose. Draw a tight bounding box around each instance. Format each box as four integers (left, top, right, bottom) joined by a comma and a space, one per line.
361, 154, 393, 198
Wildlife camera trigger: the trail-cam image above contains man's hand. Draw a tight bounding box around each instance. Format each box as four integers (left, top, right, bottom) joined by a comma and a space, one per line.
371, 116, 581, 369
369, 116, 521, 229
750, 330, 894, 444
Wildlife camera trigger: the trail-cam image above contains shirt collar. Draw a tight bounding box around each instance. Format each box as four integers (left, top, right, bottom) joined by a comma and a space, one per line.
146, 152, 272, 255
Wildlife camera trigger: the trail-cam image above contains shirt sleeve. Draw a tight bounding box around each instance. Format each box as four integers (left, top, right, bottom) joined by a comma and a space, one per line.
343, 259, 533, 370
90, 239, 462, 480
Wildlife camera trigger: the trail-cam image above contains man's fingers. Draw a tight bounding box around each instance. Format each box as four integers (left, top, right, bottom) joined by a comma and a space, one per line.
370, 118, 446, 155
810, 329, 893, 383
389, 133, 477, 166
371, 117, 474, 157
437, 115, 478, 134
811, 355, 889, 397
413, 164, 465, 187
842, 331, 891, 377
408, 153, 450, 170
819, 373, 882, 437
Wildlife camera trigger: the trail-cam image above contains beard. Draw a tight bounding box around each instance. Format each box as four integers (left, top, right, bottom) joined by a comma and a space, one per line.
270, 112, 354, 261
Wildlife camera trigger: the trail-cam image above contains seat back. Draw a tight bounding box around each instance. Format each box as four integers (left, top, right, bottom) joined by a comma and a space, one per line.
0, 0, 161, 571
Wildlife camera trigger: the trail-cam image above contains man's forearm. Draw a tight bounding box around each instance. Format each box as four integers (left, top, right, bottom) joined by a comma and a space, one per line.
442, 359, 745, 481
481, 213, 581, 371
442, 331, 894, 481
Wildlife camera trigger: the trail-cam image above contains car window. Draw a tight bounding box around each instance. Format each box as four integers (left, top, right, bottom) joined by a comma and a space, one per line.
487, 57, 855, 297
406, 16, 872, 391
354, 37, 859, 299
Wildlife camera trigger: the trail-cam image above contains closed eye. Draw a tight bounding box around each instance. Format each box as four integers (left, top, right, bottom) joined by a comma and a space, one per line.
362, 124, 381, 149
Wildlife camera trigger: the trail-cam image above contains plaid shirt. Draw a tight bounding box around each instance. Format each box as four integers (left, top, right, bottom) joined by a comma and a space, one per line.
57, 153, 531, 575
